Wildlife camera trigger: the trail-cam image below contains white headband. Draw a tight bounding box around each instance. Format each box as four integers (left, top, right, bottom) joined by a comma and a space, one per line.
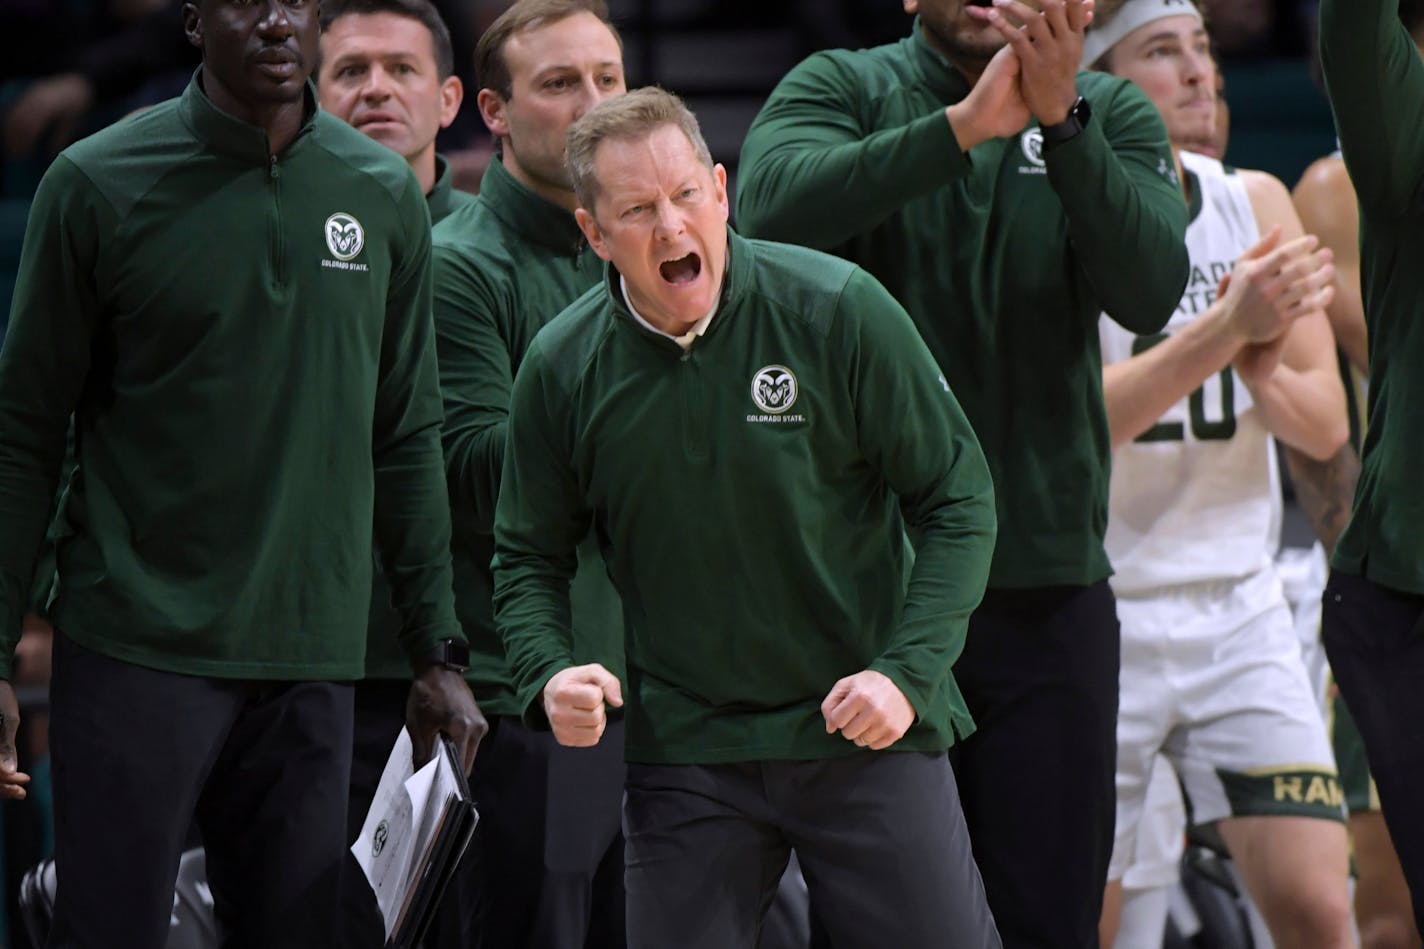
1081, 0, 1204, 68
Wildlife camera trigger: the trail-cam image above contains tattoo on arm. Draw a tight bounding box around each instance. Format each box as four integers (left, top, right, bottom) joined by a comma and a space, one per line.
1283, 442, 1361, 558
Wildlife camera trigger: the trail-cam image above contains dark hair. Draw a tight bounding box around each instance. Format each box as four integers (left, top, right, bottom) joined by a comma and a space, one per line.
475, 0, 621, 98
320, 0, 455, 79
1403, 0, 1424, 33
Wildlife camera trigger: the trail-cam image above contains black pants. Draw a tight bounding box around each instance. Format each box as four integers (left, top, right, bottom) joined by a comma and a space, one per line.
472, 714, 627, 949
948, 581, 1120, 949
46, 631, 353, 949
623, 752, 1000, 949
1322, 569, 1424, 932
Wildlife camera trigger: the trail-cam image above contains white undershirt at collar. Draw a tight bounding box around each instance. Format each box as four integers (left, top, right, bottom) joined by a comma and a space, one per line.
621, 275, 717, 351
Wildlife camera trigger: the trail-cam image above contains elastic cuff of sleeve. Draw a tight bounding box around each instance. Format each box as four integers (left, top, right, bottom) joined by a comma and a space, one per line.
867, 661, 930, 724
400, 627, 469, 674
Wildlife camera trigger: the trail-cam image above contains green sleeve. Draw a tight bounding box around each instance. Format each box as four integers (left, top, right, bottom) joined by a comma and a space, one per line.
0, 158, 109, 678
433, 242, 511, 535
843, 270, 997, 717
1320, 0, 1424, 211
1046, 79, 1189, 335
491, 340, 587, 727
736, 52, 971, 248
371, 171, 465, 669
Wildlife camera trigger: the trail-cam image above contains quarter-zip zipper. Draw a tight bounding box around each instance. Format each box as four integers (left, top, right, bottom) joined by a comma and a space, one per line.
269, 153, 286, 291
680, 348, 709, 465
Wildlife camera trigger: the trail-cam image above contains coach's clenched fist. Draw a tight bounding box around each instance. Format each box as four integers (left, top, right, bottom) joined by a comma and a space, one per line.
543, 663, 624, 747
821, 669, 916, 752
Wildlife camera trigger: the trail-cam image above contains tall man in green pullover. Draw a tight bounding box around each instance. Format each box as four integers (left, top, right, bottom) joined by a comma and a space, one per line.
316, 3, 482, 945
737, 1, 1190, 944
0, 0, 485, 946
426, 1, 630, 945
1318, 0, 1424, 930
494, 87, 1001, 948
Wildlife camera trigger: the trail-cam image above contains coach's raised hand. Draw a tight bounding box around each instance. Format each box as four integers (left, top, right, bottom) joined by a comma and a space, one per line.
969, 0, 1093, 126
542, 663, 623, 747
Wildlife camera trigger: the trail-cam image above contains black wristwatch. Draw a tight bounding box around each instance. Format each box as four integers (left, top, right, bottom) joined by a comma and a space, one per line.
1040, 96, 1092, 153
420, 638, 470, 673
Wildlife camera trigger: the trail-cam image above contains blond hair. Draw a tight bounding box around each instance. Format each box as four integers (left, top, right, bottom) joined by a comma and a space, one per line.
565, 86, 714, 213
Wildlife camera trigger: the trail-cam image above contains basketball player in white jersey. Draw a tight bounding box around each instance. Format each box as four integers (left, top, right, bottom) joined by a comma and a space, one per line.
1085, 2, 1353, 946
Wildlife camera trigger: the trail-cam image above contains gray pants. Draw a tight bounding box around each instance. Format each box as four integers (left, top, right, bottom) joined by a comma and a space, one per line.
623, 751, 1001, 949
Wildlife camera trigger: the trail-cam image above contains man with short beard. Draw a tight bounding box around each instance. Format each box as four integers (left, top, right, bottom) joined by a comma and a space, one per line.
737, 1, 1190, 945
0, 0, 485, 945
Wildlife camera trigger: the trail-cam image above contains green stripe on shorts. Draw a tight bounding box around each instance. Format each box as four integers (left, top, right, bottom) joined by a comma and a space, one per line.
1216, 767, 1348, 821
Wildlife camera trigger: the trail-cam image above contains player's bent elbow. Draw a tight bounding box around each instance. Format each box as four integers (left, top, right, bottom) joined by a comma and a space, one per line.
1300, 418, 1350, 462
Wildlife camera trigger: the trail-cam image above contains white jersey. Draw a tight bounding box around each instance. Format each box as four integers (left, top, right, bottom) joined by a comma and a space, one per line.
1101, 151, 1281, 593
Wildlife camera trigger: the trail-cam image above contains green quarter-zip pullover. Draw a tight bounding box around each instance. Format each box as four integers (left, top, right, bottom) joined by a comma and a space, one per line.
737, 23, 1189, 589
1320, 0, 1424, 593
494, 231, 996, 764
0, 74, 462, 679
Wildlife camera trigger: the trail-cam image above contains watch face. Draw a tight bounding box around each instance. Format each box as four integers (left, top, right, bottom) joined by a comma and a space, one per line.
430, 639, 469, 669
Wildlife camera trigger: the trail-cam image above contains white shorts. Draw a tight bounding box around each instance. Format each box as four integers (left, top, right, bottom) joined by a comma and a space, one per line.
1109, 566, 1343, 882
1121, 754, 1185, 891
1275, 542, 1330, 713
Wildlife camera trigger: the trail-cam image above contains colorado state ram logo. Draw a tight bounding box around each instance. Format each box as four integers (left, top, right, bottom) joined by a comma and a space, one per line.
751, 365, 798, 414
325, 212, 365, 261
1021, 128, 1045, 167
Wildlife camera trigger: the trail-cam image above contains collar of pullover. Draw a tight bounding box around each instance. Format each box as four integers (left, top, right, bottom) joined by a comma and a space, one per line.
908, 17, 974, 105
428, 154, 458, 220
479, 154, 586, 256
179, 67, 318, 164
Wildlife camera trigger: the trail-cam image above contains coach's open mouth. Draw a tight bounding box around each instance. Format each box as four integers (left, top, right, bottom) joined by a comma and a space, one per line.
659, 253, 702, 286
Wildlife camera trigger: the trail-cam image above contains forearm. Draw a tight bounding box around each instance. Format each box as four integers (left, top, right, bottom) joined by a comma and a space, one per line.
0, 439, 68, 673
737, 62, 969, 247
491, 561, 576, 728
872, 487, 996, 716
1103, 309, 1240, 449
0, 159, 103, 671
494, 350, 587, 727
373, 423, 464, 662
433, 261, 515, 533
1245, 366, 1349, 460
442, 421, 505, 534
1282, 442, 1360, 557
1047, 93, 1188, 333
853, 275, 997, 713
